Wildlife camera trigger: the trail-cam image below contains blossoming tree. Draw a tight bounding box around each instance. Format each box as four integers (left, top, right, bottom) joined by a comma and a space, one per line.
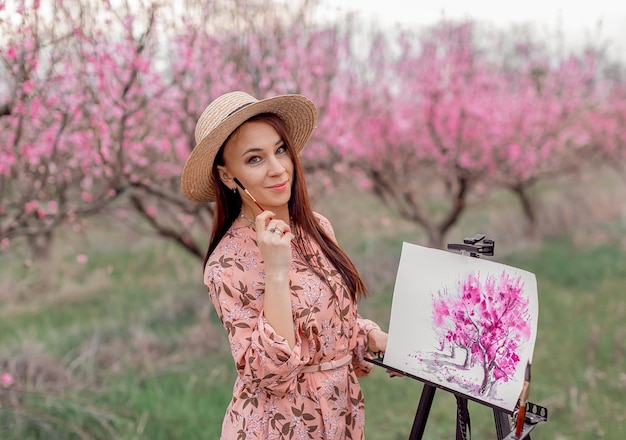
0, 0, 351, 258
431, 271, 531, 396
1, 1, 624, 259
343, 21, 616, 247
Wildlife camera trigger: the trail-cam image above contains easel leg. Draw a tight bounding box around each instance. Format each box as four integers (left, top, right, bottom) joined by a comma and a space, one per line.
407, 383, 534, 440
493, 409, 512, 440
456, 397, 470, 440
409, 384, 436, 440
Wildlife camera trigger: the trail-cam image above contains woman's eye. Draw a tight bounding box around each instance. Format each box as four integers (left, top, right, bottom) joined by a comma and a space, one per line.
276, 145, 286, 154
247, 156, 261, 164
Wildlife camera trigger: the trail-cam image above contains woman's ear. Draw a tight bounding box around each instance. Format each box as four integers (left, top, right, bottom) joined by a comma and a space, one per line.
217, 165, 233, 187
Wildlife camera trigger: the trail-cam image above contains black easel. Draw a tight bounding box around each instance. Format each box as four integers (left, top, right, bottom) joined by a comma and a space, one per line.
367, 234, 548, 440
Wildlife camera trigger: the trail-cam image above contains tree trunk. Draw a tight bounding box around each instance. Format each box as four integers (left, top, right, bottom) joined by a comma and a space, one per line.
463, 347, 471, 369
510, 184, 539, 238
28, 231, 53, 260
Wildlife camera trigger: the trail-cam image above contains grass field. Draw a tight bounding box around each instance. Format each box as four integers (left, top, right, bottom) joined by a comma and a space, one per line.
1, 176, 626, 439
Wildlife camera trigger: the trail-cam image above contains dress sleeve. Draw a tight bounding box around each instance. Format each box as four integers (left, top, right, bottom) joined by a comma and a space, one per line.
352, 315, 382, 377
205, 261, 302, 396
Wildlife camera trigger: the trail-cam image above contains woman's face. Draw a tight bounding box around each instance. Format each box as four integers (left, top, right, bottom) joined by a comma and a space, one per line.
218, 120, 294, 216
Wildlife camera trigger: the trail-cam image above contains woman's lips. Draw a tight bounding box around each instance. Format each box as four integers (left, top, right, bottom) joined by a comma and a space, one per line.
268, 181, 289, 191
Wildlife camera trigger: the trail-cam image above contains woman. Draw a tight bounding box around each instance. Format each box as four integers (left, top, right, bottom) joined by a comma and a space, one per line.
181, 91, 388, 439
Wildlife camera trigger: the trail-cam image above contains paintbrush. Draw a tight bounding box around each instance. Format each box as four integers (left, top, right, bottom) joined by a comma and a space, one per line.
233, 177, 265, 212
515, 362, 531, 437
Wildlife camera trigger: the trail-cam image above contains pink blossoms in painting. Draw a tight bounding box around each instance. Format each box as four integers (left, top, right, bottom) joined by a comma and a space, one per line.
431, 271, 531, 397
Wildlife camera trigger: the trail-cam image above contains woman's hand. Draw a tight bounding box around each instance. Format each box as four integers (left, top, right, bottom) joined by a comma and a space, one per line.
368, 329, 388, 355
255, 210, 296, 348
255, 211, 293, 278
368, 329, 403, 377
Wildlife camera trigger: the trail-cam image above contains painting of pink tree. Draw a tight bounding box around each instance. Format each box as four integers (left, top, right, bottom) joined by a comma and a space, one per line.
384, 242, 538, 411
431, 271, 532, 399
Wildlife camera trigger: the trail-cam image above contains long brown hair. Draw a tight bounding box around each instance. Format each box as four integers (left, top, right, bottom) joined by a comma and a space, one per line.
205, 113, 368, 300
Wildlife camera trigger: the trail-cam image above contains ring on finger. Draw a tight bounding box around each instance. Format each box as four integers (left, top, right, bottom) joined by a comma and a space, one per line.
273, 229, 283, 235
269, 227, 276, 233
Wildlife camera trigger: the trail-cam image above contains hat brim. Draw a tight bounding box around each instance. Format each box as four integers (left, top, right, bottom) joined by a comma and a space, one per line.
181, 94, 317, 203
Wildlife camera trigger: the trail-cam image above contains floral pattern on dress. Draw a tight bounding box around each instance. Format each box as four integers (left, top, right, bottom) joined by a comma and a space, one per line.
205, 213, 380, 439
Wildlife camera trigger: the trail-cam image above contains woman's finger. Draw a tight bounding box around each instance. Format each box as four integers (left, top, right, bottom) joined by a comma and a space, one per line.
255, 211, 275, 234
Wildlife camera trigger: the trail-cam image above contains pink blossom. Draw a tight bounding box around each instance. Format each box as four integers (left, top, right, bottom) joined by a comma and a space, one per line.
0, 151, 16, 175
25, 200, 39, 214
6, 46, 17, 60
76, 254, 88, 264
47, 201, 58, 214
22, 80, 36, 95
178, 214, 194, 228
1, 373, 13, 387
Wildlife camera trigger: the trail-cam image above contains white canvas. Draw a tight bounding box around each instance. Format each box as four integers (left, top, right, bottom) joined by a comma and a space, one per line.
384, 242, 539, 411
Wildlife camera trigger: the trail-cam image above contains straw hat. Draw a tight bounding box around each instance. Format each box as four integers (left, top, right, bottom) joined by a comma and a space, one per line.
181, 91, 318, 203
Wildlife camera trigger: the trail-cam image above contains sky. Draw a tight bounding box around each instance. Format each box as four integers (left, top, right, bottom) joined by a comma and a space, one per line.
321, 0, 626, 59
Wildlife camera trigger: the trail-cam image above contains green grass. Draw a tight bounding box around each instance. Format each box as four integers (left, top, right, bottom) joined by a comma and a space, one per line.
501, 240, 626, 439
1, 188, 626, 439
99, 353, 237, 439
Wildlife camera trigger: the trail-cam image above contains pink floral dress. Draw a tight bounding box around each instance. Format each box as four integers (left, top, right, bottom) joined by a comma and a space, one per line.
205, 213, 380, 439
